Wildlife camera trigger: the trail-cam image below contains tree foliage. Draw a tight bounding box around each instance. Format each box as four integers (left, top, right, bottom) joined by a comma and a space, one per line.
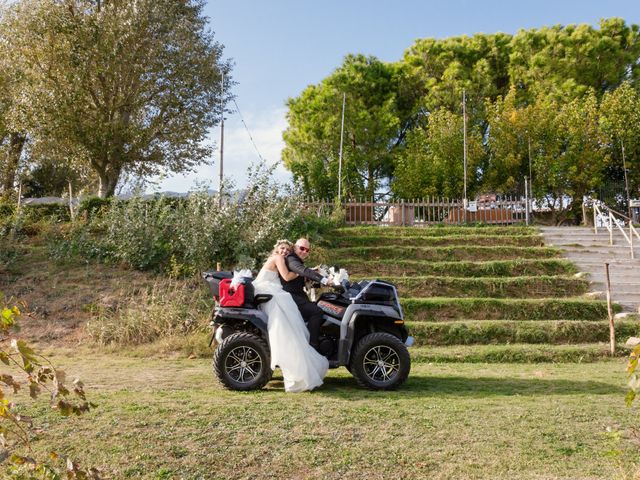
394, 108, 483, 198
0, 295, 97, 478
1, 0, 229, 198
283, 54, 418, 199
600, 81, 640, 202
284, 18, 640, 215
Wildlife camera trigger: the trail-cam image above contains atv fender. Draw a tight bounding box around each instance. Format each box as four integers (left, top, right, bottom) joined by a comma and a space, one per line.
338, 304, 403, 365
215, 308, 269, 340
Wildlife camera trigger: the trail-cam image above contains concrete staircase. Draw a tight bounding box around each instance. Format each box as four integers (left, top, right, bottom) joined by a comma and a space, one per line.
540, 226, 640, 312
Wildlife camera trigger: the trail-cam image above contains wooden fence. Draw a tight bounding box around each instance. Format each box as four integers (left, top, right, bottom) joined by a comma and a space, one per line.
303, 197, 528, 226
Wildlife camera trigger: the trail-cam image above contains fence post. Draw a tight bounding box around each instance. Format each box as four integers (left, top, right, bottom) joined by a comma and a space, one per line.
593, 205, 598, 235
605, 263, 615, 356
401, 199, 405, 226
16, 181, 22, 214
631, 222, 635, 260
609, 213, 613, 246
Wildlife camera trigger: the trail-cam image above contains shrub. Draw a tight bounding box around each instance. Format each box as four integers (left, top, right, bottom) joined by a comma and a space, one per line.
77, 196, 112, 220
50, 163, 312, 274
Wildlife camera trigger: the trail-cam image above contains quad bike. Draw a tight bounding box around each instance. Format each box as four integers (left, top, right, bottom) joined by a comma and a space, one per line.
202, 270, 413, 391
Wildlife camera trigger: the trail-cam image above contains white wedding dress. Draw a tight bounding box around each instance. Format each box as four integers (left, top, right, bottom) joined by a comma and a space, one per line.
252, 268, 329, 392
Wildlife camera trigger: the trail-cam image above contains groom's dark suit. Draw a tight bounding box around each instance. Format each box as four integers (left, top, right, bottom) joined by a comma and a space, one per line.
280, 252, 324, 348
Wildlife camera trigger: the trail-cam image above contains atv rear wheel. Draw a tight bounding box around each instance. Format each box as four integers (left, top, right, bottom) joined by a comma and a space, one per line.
213, 332, 272, 391
350, 332, 410, 390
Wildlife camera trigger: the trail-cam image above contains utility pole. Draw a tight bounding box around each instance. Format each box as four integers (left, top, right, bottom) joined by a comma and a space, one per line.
462, 89, 468, 223
219, 72, 225, 207
528, 135, 533, 198
622, 138, 632, 219
338, 92, 346, 202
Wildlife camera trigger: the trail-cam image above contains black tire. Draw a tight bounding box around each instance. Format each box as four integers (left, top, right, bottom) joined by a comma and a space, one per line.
349, 332, 410, 390
213, 332, 273, 391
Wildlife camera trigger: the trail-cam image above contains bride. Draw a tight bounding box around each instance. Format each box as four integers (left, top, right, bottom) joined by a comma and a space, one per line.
252, 240, 329, 392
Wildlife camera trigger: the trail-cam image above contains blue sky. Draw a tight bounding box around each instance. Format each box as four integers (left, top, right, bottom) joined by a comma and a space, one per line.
152, 0, 640, 193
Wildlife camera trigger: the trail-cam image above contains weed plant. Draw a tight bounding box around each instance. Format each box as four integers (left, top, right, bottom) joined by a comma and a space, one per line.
86, 278, 212, 346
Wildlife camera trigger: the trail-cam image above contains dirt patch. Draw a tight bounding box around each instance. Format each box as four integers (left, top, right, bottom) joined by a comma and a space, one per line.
0, 238, 160, 345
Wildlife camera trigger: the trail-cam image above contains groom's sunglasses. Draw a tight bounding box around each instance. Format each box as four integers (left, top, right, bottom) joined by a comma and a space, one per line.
298, 246, 310, 253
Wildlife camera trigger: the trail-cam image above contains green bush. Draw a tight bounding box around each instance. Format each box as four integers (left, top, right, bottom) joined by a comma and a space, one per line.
50, 163, 317, 274
0, 200, 15, 218
77, 196, 112, 220
21, 203, 71, 223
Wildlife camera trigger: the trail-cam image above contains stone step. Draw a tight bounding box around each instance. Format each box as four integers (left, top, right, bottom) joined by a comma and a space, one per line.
540, 226, 640, 312
565, 256, 639, 264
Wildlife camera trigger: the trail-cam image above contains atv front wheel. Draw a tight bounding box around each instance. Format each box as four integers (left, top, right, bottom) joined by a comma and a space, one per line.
213, 332, 273, 391
350, 332, 410, 390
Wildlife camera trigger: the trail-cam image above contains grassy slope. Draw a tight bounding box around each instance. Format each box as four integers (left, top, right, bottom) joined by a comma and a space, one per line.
15, 352, 640, 479
352, 275, 590, 298
333, 245, 560, 261
0, 238, 183, 344
338, 258, 577, 277
332, 234, 545, 247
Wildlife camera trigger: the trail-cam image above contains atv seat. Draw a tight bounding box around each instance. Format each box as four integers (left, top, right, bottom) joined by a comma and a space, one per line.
317, 300, 346, 319
253, 294, 273, 307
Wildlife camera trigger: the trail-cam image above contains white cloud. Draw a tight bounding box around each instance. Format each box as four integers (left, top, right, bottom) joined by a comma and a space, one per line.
149, 106, 292, 193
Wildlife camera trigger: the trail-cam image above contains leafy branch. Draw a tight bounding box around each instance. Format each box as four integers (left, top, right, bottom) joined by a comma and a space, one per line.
0, 294, 99, 479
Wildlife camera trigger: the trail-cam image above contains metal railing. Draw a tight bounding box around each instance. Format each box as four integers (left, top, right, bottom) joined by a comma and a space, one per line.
304, 197, 528, 226
593, 201, 640, 259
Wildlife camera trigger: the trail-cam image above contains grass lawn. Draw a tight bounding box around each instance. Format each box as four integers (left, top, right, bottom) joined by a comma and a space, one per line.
12, 351, 640, 480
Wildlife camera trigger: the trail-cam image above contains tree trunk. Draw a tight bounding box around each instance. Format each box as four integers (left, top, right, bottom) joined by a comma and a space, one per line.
1, 132, 26, 196
367, 164, 375, 199
97, 167, 121, 198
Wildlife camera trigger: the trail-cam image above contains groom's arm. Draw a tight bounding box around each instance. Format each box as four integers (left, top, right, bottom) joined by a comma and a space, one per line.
285, 256, 325, 283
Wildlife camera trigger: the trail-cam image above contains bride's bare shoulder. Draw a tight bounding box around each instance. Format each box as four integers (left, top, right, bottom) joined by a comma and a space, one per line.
263, 255, 278, 270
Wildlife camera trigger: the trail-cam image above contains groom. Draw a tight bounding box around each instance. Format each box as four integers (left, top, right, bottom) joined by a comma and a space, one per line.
280, 238, 331, 349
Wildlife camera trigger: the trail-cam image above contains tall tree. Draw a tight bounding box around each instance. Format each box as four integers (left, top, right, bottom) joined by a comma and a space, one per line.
485, 87, 539, 194
0, 7, 27, 199
393, 108, 484, 199
402, 32, 512, 135
282, 54, 417, 199
600, 81, 640, 206
509, 19, 640, 101
532, 91, 605, 223
3, 0, 229, 198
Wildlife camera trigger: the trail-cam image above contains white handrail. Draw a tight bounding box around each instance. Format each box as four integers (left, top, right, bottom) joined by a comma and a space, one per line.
593, 201, 638, 259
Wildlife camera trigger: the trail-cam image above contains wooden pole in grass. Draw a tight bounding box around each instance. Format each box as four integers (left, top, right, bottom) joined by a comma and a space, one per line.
16, 181, 22, 214
605, 262, 615, 355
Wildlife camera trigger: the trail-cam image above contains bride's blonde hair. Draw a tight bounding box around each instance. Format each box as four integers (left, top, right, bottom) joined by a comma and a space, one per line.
272, 239, 293, 255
